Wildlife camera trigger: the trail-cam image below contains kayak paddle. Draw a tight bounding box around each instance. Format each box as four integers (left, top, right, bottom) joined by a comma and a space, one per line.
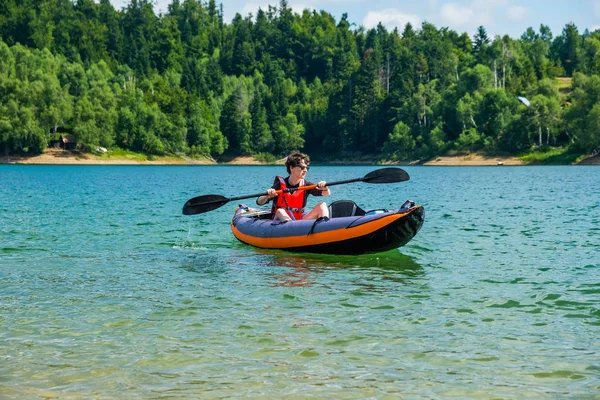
182, 167, 410, 215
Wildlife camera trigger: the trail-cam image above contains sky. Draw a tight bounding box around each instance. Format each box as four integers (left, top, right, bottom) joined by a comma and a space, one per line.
109, 0, 600, 39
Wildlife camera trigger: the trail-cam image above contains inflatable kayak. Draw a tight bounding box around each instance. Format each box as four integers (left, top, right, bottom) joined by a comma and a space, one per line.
231, 200, 424, 255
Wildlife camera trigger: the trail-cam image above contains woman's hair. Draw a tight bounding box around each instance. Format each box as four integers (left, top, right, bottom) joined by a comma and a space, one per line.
285, 152, 310, 173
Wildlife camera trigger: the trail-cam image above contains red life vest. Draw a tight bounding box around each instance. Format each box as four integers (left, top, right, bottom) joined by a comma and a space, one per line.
272, 176, 305, 220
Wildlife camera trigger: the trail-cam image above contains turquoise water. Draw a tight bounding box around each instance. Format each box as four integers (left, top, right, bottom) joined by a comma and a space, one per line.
1, 165, 599, 398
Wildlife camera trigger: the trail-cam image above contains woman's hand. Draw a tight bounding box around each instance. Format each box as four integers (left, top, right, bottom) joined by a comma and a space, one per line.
317, 181, 330, 196
257, 188, 277, 205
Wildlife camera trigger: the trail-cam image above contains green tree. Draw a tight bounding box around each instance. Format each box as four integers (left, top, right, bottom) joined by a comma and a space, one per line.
456, 127, 483, 152
579, 34, 600, 76
555, 23, 581, 76
153, 16, 184, 73
272, 113, 304, 155
0, 100, 46, 154
473, 26, 490, 65
564, 73, 600, 152
72, 60, 119, 148
528, 94, 561, 147
520, 25, 554, 79
478, 89, 515, 151
457, 92, 481, 132
458, 64, 494, 94
220, 84, 251, 154
249, 76, 273, 153
121, 0, 157, 75
186, 99, 226, 157
351, 30, 385, 152
382, 121, 415, 160
1, 3, 598, 160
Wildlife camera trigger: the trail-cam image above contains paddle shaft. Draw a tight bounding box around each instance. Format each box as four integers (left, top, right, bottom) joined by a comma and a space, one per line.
182, 167, 409, 215
223, 178, 363, 203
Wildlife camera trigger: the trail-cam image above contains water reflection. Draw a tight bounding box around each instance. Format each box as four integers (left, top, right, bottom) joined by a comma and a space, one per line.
255, 248, 424, 287
263, 248, 422, 270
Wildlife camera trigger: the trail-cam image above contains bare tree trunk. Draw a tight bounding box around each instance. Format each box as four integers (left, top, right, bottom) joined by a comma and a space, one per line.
387, 53, 390, 92
348, 78, 352, 114
422, 96, 427, 127
470, 115, 477, 128
501, 38, 510, 89
494, 59, 498, 88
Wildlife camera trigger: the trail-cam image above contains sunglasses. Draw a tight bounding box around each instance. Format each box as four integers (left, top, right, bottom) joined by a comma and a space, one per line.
296, 165, 309, 171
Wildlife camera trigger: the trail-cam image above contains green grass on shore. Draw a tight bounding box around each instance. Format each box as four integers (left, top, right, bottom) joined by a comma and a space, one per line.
96, 148, 149, 161
64, 147, 594, 165
519, 147, 584, 165
96, 148, 211, 163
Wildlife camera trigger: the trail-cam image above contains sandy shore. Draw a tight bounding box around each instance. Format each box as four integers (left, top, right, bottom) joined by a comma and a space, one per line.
0, 149, 290, 166
221, 156, 285, 165
1, 149, 597, 166
0, 149, 215, 165
423, 154, 524, 166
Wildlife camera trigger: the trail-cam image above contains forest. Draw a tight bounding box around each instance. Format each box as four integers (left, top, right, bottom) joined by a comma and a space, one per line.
1, 0, 599, 162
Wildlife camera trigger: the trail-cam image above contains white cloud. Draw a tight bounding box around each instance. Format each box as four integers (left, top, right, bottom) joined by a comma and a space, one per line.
427, 0, 438, 10
314, 0, 364, 3
288, 2, 313, 15
593, 0, 600, 16
506, 6, 529, 21
154, 0, 171, 13
433, 0, 525, 36
228, 2, 313, 21
109, 0, 128, 11
439, 3, 476, 26
362, 9, 421, 31
239, 2, 277, 17
592, 25, 600, 32
472, 0, 507, 8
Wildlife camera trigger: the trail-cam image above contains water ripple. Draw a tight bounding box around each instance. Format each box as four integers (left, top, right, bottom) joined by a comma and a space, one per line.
1, 165, 599, 398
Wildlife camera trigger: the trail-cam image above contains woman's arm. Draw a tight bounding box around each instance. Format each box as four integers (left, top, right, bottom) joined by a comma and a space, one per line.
257, 182, 280, 205
306, 181, 330, 197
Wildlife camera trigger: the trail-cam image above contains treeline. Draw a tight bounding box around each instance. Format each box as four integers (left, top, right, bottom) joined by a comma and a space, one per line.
1, 0, 599, 160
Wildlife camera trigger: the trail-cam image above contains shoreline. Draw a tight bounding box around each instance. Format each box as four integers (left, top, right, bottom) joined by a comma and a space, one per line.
1, 149, 598, 166
421, 154, 523, 166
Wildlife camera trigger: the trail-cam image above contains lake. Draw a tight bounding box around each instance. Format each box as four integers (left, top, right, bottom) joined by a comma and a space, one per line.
1, 165, 598, 398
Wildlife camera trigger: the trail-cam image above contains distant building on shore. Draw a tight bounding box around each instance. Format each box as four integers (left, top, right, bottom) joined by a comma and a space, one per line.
49, 135, 78, 151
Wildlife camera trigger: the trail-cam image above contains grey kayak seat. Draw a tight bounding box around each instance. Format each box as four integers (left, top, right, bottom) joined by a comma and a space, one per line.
328, 200, 366, 218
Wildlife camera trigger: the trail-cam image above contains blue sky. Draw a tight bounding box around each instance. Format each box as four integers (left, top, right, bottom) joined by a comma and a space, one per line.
110, 0, 600, 39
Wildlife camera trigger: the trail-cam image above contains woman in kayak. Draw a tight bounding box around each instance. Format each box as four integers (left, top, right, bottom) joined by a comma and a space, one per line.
257, 152, 330, 221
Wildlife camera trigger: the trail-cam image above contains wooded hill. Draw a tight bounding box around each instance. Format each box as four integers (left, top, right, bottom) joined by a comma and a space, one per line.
1, 0, 599, 161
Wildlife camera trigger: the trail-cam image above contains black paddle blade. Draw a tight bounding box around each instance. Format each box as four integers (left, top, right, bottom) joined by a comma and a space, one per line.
182, 194, 229, 215
361, 167, 410, 183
